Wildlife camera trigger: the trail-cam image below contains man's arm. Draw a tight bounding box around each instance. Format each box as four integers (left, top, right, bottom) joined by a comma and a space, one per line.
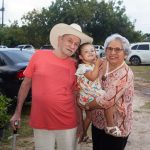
10, 77, 32, 130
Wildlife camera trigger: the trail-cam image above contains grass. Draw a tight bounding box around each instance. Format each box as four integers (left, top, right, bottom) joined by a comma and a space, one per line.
141, 101, 150, 109
0, 104, 33, 149
130, 65, 150, 72
130, 65, 150, 81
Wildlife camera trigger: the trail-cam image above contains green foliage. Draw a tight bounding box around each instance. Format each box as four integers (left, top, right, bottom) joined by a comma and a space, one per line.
1, 104, 33, 149
143, 33, 150, 42
0, 23, 27, 47
85, 0, 144, 43
0, 95, 12, 128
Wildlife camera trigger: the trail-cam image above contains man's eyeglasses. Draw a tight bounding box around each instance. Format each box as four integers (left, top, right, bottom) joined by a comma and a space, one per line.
106, 47, 123, 53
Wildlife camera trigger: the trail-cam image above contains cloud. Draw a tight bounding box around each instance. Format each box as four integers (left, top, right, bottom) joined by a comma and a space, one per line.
4, 0, 52, 24
123, 0, 150, 33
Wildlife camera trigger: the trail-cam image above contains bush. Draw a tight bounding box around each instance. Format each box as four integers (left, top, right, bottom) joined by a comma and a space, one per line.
0, 95, 12, 128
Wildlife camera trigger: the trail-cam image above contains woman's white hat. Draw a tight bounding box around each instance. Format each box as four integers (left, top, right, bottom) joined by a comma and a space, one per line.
50, 23, 93, 49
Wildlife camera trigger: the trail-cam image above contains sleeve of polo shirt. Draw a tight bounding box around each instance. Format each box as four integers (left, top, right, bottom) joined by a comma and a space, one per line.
23, 51, 39, 78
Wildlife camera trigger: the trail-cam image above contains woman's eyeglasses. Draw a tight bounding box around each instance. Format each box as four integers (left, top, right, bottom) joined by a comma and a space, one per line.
106, 47, 123, 53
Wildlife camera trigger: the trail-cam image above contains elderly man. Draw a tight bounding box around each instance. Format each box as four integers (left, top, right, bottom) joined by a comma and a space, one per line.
10, 23, 93, 150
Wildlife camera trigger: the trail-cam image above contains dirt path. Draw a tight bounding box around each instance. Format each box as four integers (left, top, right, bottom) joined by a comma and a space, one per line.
125, 90, 150, 150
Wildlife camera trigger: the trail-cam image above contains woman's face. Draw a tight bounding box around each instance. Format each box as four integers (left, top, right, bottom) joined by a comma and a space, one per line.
105, 40, 126, 67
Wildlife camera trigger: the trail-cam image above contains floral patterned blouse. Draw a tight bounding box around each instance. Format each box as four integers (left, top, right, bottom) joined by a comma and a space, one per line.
92, 63, 134, 137
75, 64, 105, 105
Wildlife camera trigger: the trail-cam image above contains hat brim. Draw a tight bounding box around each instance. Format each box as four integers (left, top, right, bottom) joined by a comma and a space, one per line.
50, 23, 93, 49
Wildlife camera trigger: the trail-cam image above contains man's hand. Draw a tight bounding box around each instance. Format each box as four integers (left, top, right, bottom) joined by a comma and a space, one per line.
10, 112, 21, 130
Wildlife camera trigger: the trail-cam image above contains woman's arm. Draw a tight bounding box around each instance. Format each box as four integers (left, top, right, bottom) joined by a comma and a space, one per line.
85, 100, 102, 110
87, 67, 134, 110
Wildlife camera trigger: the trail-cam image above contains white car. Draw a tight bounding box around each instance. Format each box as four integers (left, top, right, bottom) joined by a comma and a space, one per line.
127, 42, 150, 65
0, 45, 8, 48
94, 45, 105, 57
15, 44, 35, 51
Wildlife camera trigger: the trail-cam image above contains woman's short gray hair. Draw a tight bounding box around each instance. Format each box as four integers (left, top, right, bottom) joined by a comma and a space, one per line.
104, 33, 131, 56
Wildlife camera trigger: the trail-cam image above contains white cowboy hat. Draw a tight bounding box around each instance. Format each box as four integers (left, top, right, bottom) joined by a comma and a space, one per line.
50, 23, 93, 49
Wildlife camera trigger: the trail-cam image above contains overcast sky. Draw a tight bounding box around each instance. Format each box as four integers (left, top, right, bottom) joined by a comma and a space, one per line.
1, 0, 150, 33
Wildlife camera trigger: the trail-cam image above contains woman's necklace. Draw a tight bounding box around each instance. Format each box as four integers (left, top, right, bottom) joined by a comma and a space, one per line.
102, 61, 125, 81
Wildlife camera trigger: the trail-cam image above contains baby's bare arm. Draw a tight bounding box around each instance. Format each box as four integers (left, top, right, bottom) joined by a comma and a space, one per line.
84, 58, 103, 81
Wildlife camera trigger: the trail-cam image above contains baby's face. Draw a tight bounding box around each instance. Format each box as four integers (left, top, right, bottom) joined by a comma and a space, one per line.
80, 44, 97, 63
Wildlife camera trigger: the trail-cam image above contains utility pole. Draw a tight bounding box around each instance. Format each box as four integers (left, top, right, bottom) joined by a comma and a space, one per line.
0, 0, 4, 27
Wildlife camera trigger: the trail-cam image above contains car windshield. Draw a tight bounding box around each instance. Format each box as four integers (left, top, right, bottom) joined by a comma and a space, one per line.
1, 50, 33, 64
16, 45, 24, 48
41, 45, 53, 49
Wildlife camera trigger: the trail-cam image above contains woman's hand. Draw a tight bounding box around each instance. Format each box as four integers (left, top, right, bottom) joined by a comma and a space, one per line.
77, 100, 101, 110
85, 100, 102, 110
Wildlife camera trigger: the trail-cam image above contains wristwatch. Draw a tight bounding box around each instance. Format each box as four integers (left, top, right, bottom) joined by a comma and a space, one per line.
85, 103, 90, 110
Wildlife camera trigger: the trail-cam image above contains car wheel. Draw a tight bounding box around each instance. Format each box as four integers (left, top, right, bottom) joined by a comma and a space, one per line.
130, 56, 141, 65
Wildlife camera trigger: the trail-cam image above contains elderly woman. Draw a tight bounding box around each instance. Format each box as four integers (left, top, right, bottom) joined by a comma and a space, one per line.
84, 34, 134, 150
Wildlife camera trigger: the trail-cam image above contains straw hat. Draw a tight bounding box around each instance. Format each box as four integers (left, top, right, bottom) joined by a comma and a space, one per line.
50, 23, 93, 49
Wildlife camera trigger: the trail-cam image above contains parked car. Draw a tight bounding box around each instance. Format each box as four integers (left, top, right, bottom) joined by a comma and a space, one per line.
40, 44, 53, 50
127, 42, 150, 65
94, 45, 105, 57
15, 44, 35, 51
0, 48, 34, 102
0, 45, 8, 48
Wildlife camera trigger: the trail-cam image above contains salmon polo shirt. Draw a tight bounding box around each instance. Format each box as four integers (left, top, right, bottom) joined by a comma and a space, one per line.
24, 50, 77, 130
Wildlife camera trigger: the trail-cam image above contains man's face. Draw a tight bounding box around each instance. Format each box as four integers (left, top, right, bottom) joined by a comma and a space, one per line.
58, 34, 81, 57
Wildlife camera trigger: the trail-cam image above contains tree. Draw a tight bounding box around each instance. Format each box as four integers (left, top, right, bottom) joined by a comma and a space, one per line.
84, 0, 143, 43
4, 0, 144, 47
21, 0, 143, 46
143, 33, 150, 42
0, 21, 28, 47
